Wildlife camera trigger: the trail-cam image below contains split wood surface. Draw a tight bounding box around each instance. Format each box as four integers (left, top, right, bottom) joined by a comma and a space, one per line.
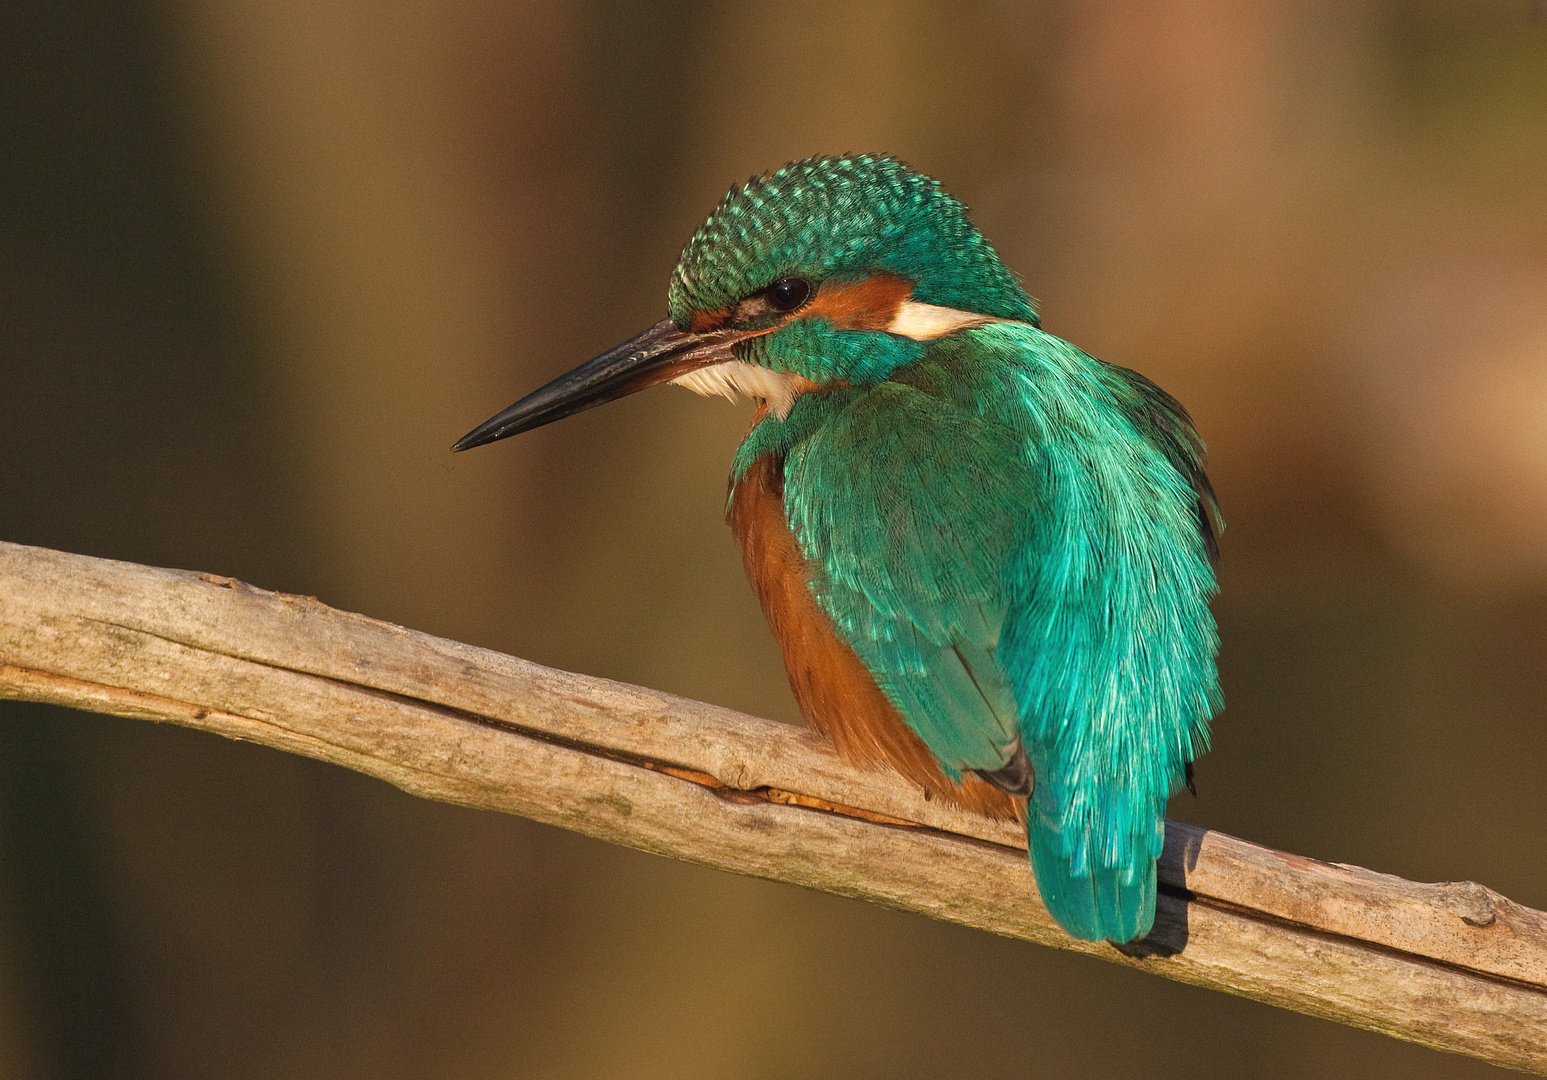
2, 539, 1545, 1073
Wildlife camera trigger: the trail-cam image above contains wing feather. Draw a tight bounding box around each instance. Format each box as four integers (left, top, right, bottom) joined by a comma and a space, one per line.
781, 380, 1030, 778
759, 323, 1220, 942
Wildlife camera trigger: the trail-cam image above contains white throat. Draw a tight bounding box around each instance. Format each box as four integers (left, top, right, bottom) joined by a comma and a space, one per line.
671, 361, 801, 418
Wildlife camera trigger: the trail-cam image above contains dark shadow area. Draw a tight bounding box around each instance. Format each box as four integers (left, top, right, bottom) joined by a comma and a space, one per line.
1111, 892, 1189, 959
0, 707, 141, 1079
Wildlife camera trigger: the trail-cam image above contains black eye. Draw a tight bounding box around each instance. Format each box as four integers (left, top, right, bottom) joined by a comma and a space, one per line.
767, 277, 811, 312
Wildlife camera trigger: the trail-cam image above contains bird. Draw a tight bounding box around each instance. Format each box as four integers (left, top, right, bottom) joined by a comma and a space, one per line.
453, 155, 1221, 944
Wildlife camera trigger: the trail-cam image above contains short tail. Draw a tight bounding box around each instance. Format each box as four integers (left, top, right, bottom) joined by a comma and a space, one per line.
1026, 803, 1157, 944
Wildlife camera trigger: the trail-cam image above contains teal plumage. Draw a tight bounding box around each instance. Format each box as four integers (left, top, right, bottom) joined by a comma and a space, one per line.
455, 154, 1223, 944
707, 158, 1220, 941
671, 156, 1037, 328
732, 322, 1220, 942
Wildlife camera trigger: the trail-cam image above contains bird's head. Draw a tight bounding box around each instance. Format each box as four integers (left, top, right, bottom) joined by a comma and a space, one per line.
453, 155, 1036, 450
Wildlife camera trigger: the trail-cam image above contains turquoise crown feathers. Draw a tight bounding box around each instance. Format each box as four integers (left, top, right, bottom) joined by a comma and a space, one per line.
667, 155, 1039, 329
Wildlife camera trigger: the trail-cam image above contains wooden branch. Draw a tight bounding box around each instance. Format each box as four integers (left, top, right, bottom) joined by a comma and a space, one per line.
2, 541, 1545, 1073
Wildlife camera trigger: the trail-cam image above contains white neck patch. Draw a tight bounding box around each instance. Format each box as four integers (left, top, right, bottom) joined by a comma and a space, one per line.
887, 300, 995, 341
671, 302, 1001, 415
671, 361, 801, 418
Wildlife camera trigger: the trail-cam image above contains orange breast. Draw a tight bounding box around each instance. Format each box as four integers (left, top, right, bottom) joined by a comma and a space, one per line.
728, 452, 1019, 822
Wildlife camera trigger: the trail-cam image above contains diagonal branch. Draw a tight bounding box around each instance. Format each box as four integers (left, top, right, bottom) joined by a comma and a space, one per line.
1, 540, 1544, 1073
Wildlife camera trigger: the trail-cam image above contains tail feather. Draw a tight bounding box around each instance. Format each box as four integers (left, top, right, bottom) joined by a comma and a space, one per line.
1027, 804, 1157, 943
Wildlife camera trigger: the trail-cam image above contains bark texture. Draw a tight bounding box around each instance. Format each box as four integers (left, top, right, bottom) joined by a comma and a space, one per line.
2, 541, 1544, 1073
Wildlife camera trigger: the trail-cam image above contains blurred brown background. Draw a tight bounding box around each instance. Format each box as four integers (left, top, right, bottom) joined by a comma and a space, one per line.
2, 0, 1546, 1076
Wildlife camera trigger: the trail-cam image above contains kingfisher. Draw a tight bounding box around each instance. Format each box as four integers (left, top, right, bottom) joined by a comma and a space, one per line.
454, 155, 1221, 944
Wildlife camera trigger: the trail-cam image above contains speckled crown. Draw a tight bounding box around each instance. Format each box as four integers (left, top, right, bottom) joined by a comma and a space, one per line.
667, 156, 1037, 328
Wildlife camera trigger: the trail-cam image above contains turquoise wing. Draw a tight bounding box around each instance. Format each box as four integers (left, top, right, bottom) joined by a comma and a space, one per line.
985, 325, 1221, 942
758, 324, 1220, 944
774, 379, 1034, 780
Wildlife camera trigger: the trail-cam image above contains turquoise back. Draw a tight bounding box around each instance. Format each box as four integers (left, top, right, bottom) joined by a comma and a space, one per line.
732, 322, 1221, 942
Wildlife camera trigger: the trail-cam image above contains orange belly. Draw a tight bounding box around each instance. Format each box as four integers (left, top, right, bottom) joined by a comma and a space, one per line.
728, 452, 1019, 822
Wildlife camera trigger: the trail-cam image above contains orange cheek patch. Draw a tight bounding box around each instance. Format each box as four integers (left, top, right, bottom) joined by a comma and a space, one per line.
801, 274, 913, 331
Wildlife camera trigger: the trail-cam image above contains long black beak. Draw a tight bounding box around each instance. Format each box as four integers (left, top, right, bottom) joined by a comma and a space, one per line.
452, 318, 740, 451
